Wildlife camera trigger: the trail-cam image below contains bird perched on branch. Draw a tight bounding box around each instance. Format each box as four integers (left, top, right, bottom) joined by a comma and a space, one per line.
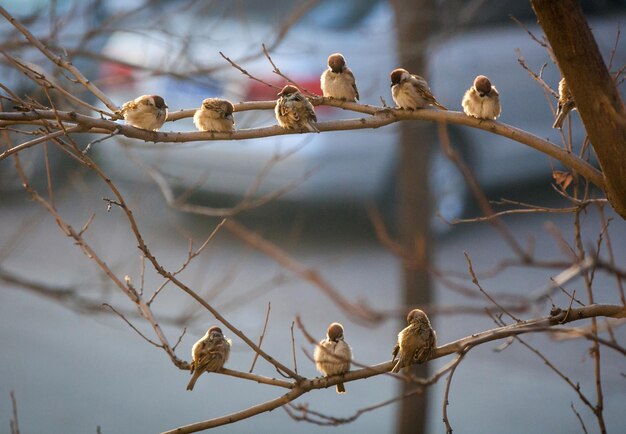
391, 308, 436, 373
553, 77, 576, 129
321, 53, 359, 102
187, 326, 231, 391
390, 68, 447, 110
193, 98, 235, 132
274, 85, 319, 132
462, 75, 501, 120
119, 94, 168, 131
314, 322, 352, 394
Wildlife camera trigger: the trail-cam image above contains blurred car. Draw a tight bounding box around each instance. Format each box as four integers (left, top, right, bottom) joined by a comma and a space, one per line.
95, 0, 626, 224
0, 0, 112, 191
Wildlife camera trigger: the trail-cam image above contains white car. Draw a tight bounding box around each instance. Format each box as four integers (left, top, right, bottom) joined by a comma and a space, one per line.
95, 0, 626, 221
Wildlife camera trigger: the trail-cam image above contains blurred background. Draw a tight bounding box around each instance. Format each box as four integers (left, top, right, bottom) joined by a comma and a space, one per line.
1, 0, 626, 433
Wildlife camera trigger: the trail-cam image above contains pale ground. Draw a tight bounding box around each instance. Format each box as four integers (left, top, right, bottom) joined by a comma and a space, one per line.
1, 176, 625, 434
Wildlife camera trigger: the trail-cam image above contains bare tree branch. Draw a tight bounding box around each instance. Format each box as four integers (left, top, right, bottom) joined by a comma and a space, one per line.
0, 105, 606, 192
162, 303, 625, 433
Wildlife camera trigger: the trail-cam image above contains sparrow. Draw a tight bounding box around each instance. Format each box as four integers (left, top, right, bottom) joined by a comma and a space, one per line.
186, 326, 232, 391
553, 77, 576, 129
461, 75, 501, 120
320, 53, 359, 102
314, 322, 352, 394
391, 308, 436, 373
193, 98, 235, 132
390, 68, 447, 110
119, 94, 168, 131
274, 85, 319, 132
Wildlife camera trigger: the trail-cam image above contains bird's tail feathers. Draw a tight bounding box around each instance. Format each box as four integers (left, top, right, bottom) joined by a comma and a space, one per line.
307, 121, 320, 133
186, 373, 200, 391
553, 111, 567, 129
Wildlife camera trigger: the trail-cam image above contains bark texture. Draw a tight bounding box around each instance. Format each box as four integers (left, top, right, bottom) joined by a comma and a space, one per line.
532, 0, 626, 219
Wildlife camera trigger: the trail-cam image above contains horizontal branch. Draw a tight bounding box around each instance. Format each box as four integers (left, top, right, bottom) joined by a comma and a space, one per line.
164, 303, 625, 433
162, 388, 307, 434
219, 368, 294, 389
438, 304, 625, 355
0, 101, 606, 191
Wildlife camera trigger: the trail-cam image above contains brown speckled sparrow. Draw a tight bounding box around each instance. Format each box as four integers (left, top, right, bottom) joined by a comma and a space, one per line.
119, 94, 168, 131
462, 75, 501, 120
391, 309, 436, 373
553, 77, 576, 129
390, 68, 447, 110
187, 326, 232, 391
193, 98, 235, 132
274, 85, 319, 132
314, 322, 352, 394
320, 53, 359, 102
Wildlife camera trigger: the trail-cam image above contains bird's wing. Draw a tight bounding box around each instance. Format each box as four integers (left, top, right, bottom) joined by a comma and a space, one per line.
344, 68, 359, 100
120, 100, 137, 114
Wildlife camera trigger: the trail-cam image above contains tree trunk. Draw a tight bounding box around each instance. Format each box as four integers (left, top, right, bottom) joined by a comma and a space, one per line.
389, 0, 437, 433
531, 0, 626, 219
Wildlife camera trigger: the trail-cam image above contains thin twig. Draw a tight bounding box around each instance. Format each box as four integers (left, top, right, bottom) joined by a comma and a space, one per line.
452, 201, 601, 223
0, 126, 82, 160
261, 43, 318, 96
514, 332, 595, 411
249, 302, 272, 373
218, 368, 293, 389
10, 391, 20, 434
464, 252, 521, 322
78, 213, 96, 237
291, 320, 298, 376
607, 22, 621, 73
442, 351, 467, 434
172, 328, 187, 352
0, 6, 119, 114
571, 402, 589, 434
515, 49, 559, 98
103, 303, 163, 348
510, 15, 555, 61
219, 51, 282, 91
597, 204, 626, 305
573, 209, 607, 434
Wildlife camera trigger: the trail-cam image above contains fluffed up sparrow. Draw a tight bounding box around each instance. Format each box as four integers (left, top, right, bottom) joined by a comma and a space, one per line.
391, 308, 436, 373
390, 68, 447, 110
320, 53, 359, 102
193, 98, 235, 132
553, 77, 576, 129
119, 94, 168, 131
186, 326, 232, 391
274, 85, 319, 132
461, 75, 501, 120
314, 322, 353, 394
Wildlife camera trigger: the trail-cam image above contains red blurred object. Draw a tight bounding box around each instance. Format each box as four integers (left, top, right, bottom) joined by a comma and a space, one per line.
99, 61, 137, 89
245, 77, 332, 113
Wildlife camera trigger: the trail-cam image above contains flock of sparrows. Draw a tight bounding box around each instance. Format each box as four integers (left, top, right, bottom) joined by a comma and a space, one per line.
186, 308, 436, 393
117, 54, 576, 392
119, 53, 576, 134
119, 52, 574, 133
